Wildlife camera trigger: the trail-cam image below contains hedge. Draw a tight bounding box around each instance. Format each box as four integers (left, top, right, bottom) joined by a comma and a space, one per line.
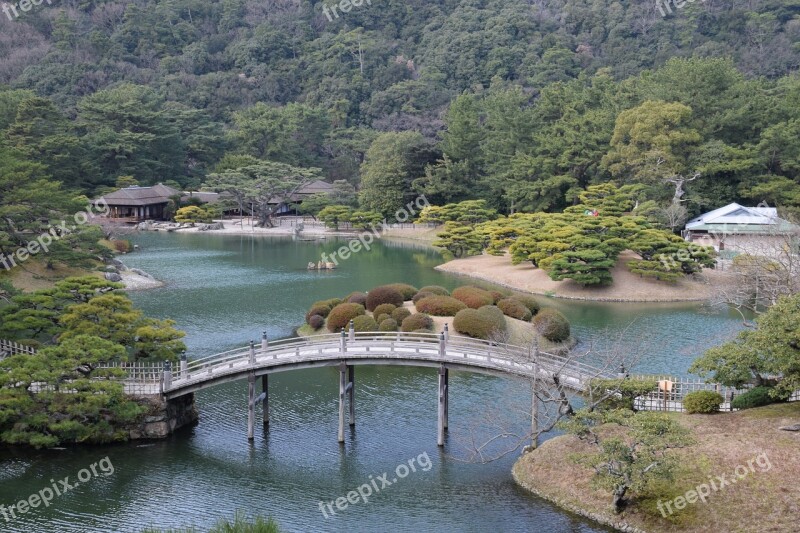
683, 391, 723, 414
306, 305, 331, 323
509, 294, 541, 315
452, 286, 495, 309
352, 315, 379, 332
386, 283, 419, 301
731, 386, 789, 410
308, 315, 325, 330
496, 299, 532, 321
373, 303, 397, 318
415, 295, 467, 316
418, 285, 450, 296
327, 303, 366, 332
379, 318, 398, 332
453, 306, 507, 340
412, 291, 434, 304
532, 309, 570, 342
365, 286, 404, 311
401, 313, 434, 332
345, 292, 367, 306
392, 307, 412, 323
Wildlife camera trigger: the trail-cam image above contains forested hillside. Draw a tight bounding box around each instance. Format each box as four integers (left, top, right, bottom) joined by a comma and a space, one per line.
1, 0, 800, 218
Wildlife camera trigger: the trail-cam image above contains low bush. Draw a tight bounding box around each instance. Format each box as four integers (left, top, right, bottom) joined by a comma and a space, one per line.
452, 286, 495, 309
489, 290, 506, 303
453, 306, 507, 340
345, 292, 367, 306
373, 303, 397, 318
386, 283, 418, 300
365, 286, 404, 311
375, 313, 390, 324
352, 315, 379, 332
496, 299, 532, 321
683, 391, 724, 414
418, 285, 450, 296
412, 291, 434, 304
401, 313, 434, 332
308, 315, 325, 330
392, 307, 412, 323
326, 303, 366, 332
112, 239, 132, 253
415, 295, 467, 316
731, 386, 789, 410
509, 294, 541, 315
306, 305, 331, 323
533, 309, 571, 342
312, 298, 343, 311
379, 318, 398, 332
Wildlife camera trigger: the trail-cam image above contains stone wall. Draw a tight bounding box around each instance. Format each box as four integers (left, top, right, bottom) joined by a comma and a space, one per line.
129, 394, 198, 440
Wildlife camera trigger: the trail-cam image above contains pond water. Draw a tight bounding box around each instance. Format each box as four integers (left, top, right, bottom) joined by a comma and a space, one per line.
0, 232, 745, 532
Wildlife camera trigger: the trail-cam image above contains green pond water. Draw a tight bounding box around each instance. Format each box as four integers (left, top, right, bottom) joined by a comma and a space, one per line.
0, 232, 745, 532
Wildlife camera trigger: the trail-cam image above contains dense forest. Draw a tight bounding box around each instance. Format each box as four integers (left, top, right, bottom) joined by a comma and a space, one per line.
2, 0, 800, 220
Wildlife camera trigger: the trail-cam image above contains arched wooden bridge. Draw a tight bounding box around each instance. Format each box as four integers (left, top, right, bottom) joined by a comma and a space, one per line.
148, 327, 610, 445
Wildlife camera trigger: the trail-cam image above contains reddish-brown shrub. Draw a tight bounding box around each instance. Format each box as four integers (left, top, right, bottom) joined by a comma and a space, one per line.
306, 305, 331, 323
496, 299, 532, 321
400, 313, 434, 332
327, 303, 366, 332
345, 292, 368, 306
308, 315, 325, 330
386, 283, 418, 300
509, 294, 541, 315
490, 290, 506, 303
366, 286, 404, 311
415, 295, 467, 316
452, 286, 494, 309
412, 291, 434, 304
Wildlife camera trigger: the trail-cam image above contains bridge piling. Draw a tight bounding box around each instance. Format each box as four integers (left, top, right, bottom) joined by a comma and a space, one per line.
348, 365, 355, 426
262, 374, 269, 426
437, 365, 447, 446
444, 368, 449, 431
338, 362, 347, 443
247, 372, 255, 440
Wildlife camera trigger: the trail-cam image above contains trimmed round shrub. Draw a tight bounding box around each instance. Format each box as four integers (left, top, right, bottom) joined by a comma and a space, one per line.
452, 286, 495, 309
365, 286, 404, 311
345, 292, 368, 306
418, 285, 450, 296
731, 386, 788, 410
375, 313, 390, 324
412, 291, 434, 304
497, 298, 532, 321
379, 318, 398, 332
352, 315, 379, 332
386, 283, 418, 300
313, 298, 343, 311
683, 391, 723, 414
392, 307, 412, 323
509, 294, 541, 315
373, 303, 397, 318
532, 309, 571, 343
401, 313, 434, 332
489, 290, 506, 303
308, 314, 325, 330
415, 295, 467, 316
306, 305, 331, 323
453, 306, 507, 340
326, 303, 366, 332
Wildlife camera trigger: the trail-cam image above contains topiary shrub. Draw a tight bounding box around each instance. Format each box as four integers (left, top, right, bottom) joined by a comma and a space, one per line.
352, 314, 379, 332
412, 291, 434, 304
731, 386, 788, 410
415, 295, 467, 316
533, 309, 571, 342
373, 303, 397, 318
386, 283, 418, 300
452, 286, 495, 309
327, 303, 366, 332
308, 314, 325, 330
313, 298, 343, 311
453, 306, 507, 340
392, 307, 412, 323
379, 318, 398, 332
418, 285, 450, 296
489, 290, 506, 303
401, 313, 434, 332
509, 294, 541, 315
306, 305, 331, 323
496, 299, 532, 321
375, 313, 390, 324
365, 286, 404, 311
683, 391, 724, 414
345, 292, 367, 306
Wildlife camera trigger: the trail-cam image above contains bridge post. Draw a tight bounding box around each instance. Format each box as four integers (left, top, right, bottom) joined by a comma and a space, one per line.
249, 340, 256, 365
340, 329, 346, 354
179, 353, 187, 380
439, 332, 446, 358
443, 323, 450, 343
261, 331, 269, 354
437, 365, 447, 446
444, 368, 449, 430
338, 362, 347, 443
162, 361, 172, 392
348, 365, 355, 426
262, 374, 269, 426
348, 320, 355, 341
531, 343, 539, 450
247, 372, 255, 440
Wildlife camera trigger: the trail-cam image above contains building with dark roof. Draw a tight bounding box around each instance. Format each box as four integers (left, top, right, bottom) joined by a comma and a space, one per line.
93, 184, 181, 221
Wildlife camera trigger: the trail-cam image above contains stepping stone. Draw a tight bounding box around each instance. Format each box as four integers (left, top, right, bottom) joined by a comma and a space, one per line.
779, 424, 800, 431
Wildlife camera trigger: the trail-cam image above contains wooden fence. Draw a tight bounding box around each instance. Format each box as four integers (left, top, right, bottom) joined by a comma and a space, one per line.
0, 339, 37, 359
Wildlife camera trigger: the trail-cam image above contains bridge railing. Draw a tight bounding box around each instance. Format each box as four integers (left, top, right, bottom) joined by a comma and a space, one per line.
0, 339, 38, 359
